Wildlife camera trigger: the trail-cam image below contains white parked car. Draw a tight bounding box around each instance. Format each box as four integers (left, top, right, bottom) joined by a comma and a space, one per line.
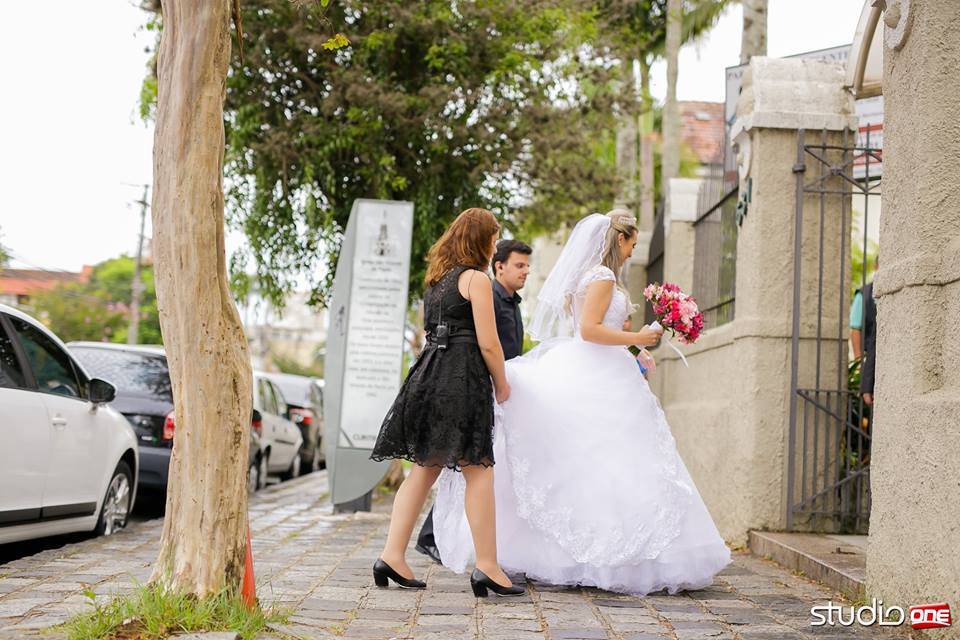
252, 371, 303, 480
0, 304, 139, 545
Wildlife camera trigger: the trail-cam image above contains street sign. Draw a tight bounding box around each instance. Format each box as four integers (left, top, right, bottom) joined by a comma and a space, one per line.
324, 199, 414, 511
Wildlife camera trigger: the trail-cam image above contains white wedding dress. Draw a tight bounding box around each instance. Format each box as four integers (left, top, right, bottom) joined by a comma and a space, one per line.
433, 263, 731, 595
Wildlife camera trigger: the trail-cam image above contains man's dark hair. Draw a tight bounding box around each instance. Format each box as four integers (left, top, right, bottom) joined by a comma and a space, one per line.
492, 239, 532, 271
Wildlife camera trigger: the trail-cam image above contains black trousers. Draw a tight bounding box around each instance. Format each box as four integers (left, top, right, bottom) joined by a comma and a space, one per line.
415, 506, 441, 563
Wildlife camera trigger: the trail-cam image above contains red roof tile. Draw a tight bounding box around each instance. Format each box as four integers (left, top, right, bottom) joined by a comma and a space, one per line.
679, 101, 725, 165
0, 268, 91, 296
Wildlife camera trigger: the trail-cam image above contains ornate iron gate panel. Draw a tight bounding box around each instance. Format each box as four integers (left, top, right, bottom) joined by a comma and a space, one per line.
786, 128, 881, 534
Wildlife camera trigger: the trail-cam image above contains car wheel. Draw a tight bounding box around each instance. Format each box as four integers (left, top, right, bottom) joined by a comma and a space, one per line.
95, 461, 133, 536
247, 457, 260, 495
280, 448, 301, 481
300, 447, 314, 476
310, 440, 327, 472
257, 453, 268, 490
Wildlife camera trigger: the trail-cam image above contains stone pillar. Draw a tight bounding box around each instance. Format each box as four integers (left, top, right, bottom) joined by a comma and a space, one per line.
663, 177, 701, 293
733, 58, 857, 536
867, 0, 960, 617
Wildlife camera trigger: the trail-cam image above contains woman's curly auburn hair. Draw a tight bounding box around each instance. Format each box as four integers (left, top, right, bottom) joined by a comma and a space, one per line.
425, 208, 500, 286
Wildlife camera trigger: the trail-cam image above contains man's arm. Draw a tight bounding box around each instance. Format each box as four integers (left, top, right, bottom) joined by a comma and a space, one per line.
849, 291, 864, 359
851, 330, 862, 360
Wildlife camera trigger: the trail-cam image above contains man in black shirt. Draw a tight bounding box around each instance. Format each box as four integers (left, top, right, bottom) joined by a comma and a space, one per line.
414, 238, 533, 563
491, 239, 531, 360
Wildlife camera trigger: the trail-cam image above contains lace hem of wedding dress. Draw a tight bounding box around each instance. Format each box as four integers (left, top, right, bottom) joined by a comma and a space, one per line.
522, 540, 731, 596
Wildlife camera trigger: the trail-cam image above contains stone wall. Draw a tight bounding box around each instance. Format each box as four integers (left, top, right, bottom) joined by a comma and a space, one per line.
866, 0, 960, 626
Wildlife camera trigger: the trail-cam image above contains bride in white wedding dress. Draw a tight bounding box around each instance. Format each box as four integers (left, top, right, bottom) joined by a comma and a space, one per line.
433, 210, 731, 596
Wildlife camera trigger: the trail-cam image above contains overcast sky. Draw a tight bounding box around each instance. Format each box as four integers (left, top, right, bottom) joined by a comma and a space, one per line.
0, 1, 865, 273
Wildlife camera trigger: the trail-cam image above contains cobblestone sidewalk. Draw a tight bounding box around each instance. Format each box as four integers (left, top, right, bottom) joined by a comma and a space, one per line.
0, 472, 913, 639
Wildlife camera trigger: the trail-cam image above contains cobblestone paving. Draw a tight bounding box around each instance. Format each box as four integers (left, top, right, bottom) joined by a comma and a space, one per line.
0, 472, 914, 639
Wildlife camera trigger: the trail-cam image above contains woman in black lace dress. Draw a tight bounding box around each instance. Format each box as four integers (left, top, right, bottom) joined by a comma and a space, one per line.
370, 208, 523, 597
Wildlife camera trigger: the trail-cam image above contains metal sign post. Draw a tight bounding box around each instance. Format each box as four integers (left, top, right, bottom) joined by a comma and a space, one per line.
324, 199, 414, 512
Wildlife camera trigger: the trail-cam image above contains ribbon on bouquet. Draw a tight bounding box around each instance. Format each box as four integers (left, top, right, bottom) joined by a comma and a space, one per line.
649, 321, 689, 368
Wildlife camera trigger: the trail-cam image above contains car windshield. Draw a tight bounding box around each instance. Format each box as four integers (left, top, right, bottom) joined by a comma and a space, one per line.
271, 377, 312, 407
71, 347, 172, 401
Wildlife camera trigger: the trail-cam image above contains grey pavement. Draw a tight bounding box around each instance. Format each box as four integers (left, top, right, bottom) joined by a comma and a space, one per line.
0, 471, 915, 639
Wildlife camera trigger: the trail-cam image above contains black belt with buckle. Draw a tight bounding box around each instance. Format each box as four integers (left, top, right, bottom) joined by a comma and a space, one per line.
426, 327, 478, 349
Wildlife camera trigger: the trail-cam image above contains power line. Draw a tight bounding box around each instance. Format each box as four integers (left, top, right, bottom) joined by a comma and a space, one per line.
5, 251, 82, 275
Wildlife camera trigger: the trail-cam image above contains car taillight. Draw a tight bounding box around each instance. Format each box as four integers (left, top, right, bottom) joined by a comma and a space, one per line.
252, 417, 263, 437
290, 407, 312, 426
163, 411, 175, 441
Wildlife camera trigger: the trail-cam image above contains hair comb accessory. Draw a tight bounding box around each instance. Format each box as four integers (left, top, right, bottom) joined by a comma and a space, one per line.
614, 215, 636, 227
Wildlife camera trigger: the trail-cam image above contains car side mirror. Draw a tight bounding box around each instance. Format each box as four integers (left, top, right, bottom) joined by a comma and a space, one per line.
88, 378, 117, 404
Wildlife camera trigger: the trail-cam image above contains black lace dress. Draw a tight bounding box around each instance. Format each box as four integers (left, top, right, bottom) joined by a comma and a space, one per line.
370, 266, 495, 469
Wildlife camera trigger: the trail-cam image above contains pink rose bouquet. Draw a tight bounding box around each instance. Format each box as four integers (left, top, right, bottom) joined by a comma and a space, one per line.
642, 282, 704, 345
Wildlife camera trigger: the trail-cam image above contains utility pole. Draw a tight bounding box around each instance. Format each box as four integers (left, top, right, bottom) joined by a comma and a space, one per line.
129, 185, 149, 345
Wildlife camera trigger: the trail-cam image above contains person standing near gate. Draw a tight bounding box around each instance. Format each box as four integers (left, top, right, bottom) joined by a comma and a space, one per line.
859, 284, 877, 406
415, 239, 532, 563
850, 255, 878, 405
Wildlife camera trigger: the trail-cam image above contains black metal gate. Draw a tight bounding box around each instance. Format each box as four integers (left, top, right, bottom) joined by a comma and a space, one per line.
786, 128, 881, 534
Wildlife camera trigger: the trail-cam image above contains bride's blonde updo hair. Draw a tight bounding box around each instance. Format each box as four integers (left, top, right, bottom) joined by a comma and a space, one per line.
600, 208, 639, 287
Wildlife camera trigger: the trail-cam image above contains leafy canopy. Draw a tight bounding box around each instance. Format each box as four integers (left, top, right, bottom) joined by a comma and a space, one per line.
142, 1, 622, 308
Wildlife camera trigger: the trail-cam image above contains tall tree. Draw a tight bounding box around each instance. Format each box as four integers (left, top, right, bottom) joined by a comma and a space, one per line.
142, 1, 620, 309
661, 0, 682, 213
149, 0, 253, 596
740, 0, 767, 64
599, 0, 730, 223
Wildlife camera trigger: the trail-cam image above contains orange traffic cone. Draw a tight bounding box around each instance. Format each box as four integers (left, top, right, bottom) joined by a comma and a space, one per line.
241, 524, 256, 609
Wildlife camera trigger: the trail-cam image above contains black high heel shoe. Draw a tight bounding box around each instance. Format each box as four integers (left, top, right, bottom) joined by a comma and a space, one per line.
373, 559, 426, 589
470, 568, 525, 597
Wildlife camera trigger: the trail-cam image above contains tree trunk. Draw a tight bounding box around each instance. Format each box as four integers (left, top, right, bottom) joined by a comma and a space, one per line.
740, 0, 768, 64
149, 0, 253, 597
638, 58, 655, 228
614, 61, 639, 215
661, 0, 682, 213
